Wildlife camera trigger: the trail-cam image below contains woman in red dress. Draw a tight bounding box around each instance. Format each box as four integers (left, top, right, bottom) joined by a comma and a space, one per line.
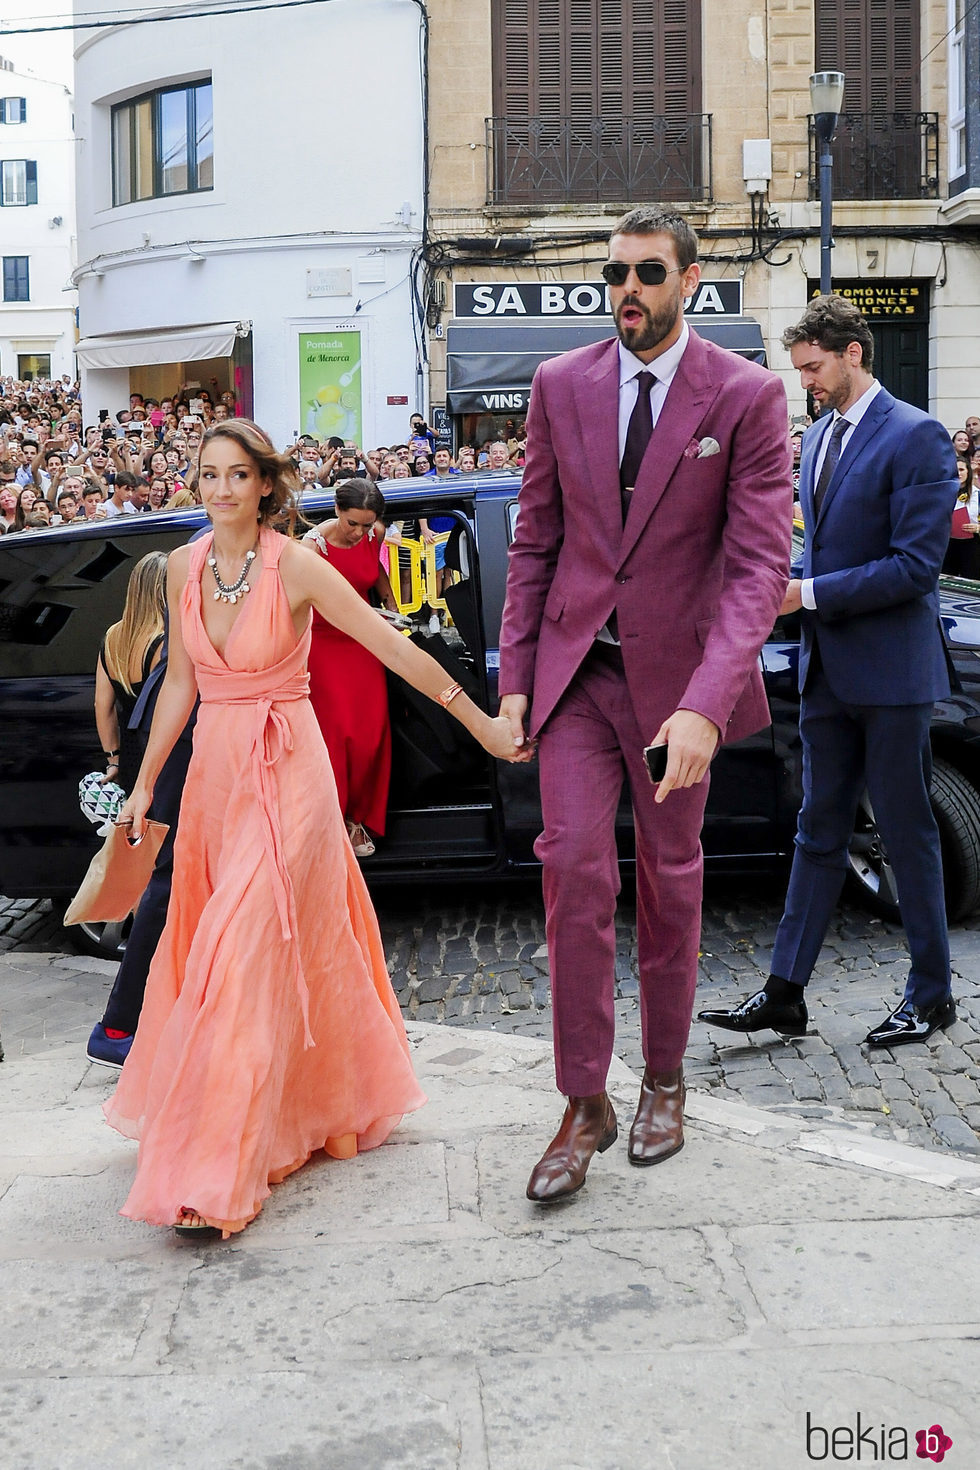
304, 479, 399, 856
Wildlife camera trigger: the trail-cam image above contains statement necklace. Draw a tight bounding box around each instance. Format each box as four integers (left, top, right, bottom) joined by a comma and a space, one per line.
208, 540, 258, 604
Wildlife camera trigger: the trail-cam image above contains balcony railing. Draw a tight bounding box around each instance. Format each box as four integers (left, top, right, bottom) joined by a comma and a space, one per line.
487, 114, 712, 207
807, 112, 939, 201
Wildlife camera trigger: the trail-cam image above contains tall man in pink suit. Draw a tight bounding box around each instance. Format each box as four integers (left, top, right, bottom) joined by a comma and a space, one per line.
498, 208, 793, 1203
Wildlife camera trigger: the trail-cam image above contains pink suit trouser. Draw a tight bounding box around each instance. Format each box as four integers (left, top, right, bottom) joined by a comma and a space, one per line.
534, 646, 709, 1096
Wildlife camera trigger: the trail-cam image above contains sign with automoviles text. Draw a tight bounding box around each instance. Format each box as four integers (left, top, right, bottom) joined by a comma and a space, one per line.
453, 279, 742, 319
808, 281, 927, 320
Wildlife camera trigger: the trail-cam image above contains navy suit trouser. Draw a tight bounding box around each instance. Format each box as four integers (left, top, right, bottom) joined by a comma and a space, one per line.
101, 734, 192, 1036
770, 662, 951, 1009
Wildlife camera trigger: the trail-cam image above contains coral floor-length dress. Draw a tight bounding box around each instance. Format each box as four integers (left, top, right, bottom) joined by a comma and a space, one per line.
104, 527, 425, 1236
307, 530, 391, 836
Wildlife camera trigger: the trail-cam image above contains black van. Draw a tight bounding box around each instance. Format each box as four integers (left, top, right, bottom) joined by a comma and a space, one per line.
4, 472, 980, 952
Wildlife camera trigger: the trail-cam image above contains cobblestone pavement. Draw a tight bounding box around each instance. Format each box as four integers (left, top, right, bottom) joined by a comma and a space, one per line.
3, 876, 980, 1158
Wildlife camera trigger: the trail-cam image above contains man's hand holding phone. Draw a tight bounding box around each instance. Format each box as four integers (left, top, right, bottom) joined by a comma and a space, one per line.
645, 709, 720, 803
643, 742, 668, 784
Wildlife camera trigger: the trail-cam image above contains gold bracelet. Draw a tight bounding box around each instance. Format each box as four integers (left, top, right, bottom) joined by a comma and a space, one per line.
437, 682, 463, 708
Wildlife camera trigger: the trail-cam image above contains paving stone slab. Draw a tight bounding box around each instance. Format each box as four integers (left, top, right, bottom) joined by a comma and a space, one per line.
0, 1054, 109, 1111
239, 1138, 452, 1242
731, 1215, 980, 1329
474, 1127, 980, 1238
0, 1158, 158, 1250
0, 1255, 190, 1371
0, 1099, 128, 1170
168, 1230, 737, 1369
479, 1340, 980, 1470
0, 1369, 475, 1470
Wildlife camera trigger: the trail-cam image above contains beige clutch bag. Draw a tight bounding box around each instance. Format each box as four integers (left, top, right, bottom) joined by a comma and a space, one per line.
63, 820, 169, 925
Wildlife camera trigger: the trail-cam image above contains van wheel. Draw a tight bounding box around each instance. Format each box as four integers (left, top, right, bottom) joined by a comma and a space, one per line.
67, 916, 130, 961
847, 758, 980, 923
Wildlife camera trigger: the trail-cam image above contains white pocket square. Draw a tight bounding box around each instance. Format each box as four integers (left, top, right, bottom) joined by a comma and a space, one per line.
697, 437, 721, 458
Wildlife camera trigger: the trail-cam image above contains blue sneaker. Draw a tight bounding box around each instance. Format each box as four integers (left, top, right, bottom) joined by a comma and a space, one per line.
86, 1023, 133, 1069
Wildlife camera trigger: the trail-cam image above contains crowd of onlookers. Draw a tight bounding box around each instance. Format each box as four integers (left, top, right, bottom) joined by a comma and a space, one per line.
944, 415, 980, 577
0, 376, 527, 537
6, 372, 980, 570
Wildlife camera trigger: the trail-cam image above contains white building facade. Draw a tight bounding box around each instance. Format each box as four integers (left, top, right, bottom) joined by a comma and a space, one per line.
72, 0, 426, 446
0, 57, 76, 383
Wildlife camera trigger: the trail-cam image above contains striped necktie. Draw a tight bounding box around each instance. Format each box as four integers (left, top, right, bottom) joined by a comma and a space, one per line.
814, 416, 849, 514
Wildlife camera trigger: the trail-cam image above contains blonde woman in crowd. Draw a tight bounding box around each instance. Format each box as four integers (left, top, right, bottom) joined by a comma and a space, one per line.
94, 551, 168, 795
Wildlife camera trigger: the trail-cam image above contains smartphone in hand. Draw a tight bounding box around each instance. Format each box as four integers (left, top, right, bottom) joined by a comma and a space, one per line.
643, 742, 668, 784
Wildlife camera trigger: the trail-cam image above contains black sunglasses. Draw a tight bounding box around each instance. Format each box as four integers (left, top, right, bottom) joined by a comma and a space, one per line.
601, 260, 683, 287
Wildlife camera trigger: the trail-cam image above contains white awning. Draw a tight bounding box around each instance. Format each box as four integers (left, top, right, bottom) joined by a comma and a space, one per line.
75, 320, 250, 370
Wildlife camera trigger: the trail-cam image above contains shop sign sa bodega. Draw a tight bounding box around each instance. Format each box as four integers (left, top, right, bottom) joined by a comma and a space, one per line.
454, 279, 742, 319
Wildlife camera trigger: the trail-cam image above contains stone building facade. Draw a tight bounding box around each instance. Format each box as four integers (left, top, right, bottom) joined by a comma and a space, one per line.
423, 0, 980, 443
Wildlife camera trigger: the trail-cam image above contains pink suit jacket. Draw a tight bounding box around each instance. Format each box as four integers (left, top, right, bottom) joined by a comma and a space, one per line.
498, 331, 793, 743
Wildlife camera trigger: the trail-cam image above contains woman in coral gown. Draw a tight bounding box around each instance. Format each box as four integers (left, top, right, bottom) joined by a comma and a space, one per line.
304, 479, 397, 857
106, 420, 531, 1238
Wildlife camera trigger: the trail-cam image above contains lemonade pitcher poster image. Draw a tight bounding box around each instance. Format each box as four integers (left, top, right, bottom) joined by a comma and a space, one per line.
299, 331, 362, 442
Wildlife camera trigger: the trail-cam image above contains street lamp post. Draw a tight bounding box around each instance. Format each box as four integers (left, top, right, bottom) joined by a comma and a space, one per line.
809, 71, 846, 296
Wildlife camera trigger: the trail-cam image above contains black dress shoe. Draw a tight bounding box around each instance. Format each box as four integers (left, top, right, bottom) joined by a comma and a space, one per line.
697, 988, 808, 1037
865, 997, 956, 1048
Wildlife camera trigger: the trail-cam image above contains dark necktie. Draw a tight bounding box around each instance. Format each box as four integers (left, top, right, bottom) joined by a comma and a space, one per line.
814, 416, 849, 514
620, 370, 656, 521
605, 370, 655, 642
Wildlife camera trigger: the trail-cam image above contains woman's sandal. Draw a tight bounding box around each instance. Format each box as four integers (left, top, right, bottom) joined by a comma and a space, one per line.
346, 821, 376, 858
174, 1207, 221, 1240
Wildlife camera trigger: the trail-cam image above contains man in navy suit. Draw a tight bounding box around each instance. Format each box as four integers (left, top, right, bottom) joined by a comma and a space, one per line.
700, 294, 960, 1048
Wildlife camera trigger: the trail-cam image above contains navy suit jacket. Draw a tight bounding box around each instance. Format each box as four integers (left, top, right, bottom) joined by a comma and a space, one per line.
794, 387, 959, 706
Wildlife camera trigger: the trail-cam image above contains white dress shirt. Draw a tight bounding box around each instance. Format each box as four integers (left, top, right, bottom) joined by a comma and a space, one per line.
617, 322, 690, 459
801, 379, 882, 610
596, 326, 692, 645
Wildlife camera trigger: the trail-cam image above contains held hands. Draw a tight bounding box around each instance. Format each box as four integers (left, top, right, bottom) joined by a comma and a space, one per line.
483, 713, 535, 763
494, 694, 537, 763
650, 710, 720, 803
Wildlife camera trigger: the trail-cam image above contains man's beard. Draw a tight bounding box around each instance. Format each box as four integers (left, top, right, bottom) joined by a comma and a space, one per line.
820, 364, 853, 413
614, 291, 681, 354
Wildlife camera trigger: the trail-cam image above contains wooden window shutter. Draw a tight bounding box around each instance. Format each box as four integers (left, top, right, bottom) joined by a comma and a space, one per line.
814, 0, 919, 114
659, 0, 699, 117
493, 0, 701, 121
567, 0, 597, 125
536, 0, 565, 120
497, 0, 533, 119
598, 0, 626, 125
871, 0, 917, 113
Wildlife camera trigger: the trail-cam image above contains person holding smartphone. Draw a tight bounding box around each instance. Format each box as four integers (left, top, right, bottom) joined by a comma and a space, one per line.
498, 207, 792, 1203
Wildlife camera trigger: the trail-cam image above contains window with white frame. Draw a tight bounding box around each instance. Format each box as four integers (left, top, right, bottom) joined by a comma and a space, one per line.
0, 159, 37, 205
949, 0, 967, 181
111, 79, 213, 206
0, 98, 26, 124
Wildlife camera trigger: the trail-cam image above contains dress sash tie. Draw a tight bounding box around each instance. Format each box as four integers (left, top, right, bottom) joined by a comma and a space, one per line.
199, 669, 315, 1048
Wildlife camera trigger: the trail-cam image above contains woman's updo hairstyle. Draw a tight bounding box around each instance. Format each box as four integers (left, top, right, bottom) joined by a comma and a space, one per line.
200, 419, 301, 530
334, 477, 385, 518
